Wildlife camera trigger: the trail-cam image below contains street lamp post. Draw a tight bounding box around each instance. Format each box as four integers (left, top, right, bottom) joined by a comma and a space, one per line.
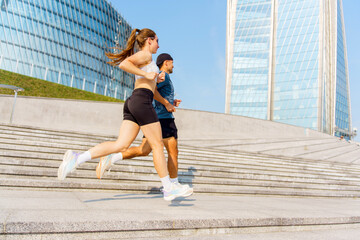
0, 84, 25, 124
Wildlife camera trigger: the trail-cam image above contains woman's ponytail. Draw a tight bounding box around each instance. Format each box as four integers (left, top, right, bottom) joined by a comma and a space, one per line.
105, 28, 156, 66
124, 28, 140, 57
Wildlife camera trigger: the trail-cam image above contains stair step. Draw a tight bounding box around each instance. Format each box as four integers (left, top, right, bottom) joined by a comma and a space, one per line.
3, 156, 360, 187
3, 137, 360, 177
2, 176, 359, 197
2, 152, 360, 184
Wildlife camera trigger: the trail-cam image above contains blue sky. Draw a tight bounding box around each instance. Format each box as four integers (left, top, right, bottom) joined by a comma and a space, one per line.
109, 0, 359, 141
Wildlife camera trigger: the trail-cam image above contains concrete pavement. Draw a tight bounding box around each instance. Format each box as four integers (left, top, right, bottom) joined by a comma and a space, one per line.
1, 189, 360, 239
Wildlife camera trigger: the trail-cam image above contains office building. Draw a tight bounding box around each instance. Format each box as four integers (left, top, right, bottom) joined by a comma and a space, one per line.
226, 0, 352, 138
0, 0, 133, 100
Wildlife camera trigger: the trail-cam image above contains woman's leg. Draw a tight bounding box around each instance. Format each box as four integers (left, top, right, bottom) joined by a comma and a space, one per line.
58, 120, 140, 180
89, 120, 140, 159
140, 122, 168, 178
141, 122, 192, 201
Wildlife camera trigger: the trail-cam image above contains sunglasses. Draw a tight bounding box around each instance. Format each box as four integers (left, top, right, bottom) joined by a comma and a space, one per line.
145, 37, 158, 43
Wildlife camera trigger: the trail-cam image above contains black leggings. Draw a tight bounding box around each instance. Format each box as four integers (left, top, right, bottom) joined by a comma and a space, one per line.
123, 88, 159, 126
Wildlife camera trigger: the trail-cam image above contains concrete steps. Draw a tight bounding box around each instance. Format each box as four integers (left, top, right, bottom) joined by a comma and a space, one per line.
2, 124, 360, 238
181, 136, 360, 163
4, 129, 359, 178
3, 155, 359, 188
1, 123, 360, 198
3, 154, 360, 197
327, 148, 360, 164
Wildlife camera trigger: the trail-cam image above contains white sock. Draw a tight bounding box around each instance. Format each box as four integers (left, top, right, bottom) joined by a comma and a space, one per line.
111, 152, 123, 164
76, 151, 92, 165
160, 175, 172, 191
170, 177, 179, 184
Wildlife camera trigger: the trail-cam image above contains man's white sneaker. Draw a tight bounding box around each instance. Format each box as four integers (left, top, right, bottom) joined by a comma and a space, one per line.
96, 154, 113, 179
174, 182, 193, 197
163, 182, 193, 201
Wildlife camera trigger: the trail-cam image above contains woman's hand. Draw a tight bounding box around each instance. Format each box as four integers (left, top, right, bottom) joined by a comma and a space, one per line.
157, 71, 165, 83
144, 72, 158, 81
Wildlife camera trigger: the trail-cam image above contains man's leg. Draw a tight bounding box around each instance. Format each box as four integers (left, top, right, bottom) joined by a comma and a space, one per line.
122, 137, 152, 159
96, 137, 152, 179
163, 137, 178, 179
163, 136, 193, 196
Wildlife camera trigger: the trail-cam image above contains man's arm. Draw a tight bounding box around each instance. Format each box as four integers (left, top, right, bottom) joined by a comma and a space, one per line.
154, 88, 175, 112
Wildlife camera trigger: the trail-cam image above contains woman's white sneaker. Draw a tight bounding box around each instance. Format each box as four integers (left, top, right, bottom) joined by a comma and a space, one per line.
57, 150, 79, 180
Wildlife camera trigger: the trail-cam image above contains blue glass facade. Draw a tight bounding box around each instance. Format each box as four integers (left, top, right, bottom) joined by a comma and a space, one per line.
334, 0, 350, 137
273, 0, 320, 129
229, 0, 272, 119
0, 0, 134, 100
226, 0, 352, 138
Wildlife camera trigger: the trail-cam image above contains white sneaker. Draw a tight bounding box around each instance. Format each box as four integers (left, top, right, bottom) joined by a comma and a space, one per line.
58, 150, 79, 180
174, 182, 193, 197
96, 154, 113, 179
162, 182, 193, 201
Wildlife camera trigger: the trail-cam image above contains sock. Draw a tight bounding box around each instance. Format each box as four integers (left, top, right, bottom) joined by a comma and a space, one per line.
170, 177, 179, 184
160, 175, 172, 191
111, 152, 123, 164
76, 151, 92, 165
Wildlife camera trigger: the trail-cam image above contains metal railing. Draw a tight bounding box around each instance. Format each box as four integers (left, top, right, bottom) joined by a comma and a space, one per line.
0, 84, 24, 124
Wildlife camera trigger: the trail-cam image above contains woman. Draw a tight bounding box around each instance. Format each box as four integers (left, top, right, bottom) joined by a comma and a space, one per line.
57, 28, 190, 201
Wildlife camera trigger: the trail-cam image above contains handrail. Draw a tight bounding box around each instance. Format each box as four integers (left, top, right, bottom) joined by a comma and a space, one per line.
0, 84, 24, 124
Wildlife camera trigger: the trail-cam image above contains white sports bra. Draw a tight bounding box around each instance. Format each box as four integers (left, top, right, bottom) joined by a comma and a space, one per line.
135, 60, 159, 80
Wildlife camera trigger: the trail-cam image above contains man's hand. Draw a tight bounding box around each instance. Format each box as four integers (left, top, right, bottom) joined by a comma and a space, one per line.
157, 71, 165, 83
165, 102, 175, 112
173, 99, 182, 107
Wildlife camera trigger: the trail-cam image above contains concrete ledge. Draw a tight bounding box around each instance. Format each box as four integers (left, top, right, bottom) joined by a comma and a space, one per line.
2, 224, 360, 240
3, 216, 360, 234
0, 95, 330, 140
0, 95, 123, 137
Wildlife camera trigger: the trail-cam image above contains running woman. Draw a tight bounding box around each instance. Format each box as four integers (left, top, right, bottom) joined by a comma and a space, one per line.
57, 28, 190, 201
96, 53, 193, 197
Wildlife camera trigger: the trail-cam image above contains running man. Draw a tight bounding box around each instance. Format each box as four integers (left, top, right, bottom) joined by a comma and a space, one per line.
96, 53, 193, 196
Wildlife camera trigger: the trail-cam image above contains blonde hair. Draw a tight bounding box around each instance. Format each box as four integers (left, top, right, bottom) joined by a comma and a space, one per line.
105, 28, 156, 66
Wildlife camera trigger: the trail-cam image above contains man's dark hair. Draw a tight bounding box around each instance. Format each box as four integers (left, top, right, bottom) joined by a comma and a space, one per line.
156, 53, 173, 68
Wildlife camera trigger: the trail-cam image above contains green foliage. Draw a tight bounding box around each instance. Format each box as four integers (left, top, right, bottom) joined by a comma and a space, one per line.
0, 69, 124, 102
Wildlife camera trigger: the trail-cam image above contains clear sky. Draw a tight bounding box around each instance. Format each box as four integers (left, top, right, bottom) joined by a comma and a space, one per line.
109, 0, 359, 142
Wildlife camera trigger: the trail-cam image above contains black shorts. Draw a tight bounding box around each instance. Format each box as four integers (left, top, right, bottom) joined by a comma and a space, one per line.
159, 118, 178, 139
142, 118, 178, 139
123, 88, 159, 126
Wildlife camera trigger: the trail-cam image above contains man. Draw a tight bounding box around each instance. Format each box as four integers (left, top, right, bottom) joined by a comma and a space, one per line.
96, 53, 193, 196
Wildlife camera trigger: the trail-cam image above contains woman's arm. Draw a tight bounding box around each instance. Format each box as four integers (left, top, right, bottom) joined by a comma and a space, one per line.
119, 51, 157, 80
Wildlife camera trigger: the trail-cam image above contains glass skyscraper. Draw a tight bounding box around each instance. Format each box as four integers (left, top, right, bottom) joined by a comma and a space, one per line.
226, 0, 353, 138
0, 0, 134, 100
